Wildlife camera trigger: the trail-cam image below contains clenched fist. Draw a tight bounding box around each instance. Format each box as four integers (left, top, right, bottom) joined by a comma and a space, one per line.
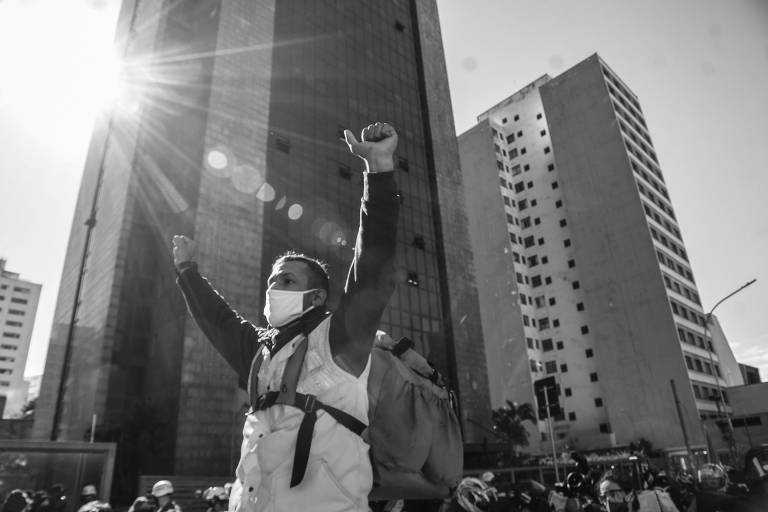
172, 235, 197, 268
343, 122, 398, 173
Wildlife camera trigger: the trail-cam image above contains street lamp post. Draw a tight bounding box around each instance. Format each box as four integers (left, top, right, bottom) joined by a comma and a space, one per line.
702, 278, 756, 463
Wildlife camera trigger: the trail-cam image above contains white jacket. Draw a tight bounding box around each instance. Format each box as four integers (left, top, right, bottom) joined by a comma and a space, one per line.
230, 316, 372, 512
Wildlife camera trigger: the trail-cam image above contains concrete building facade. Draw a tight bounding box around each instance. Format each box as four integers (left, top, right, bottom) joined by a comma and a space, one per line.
0, 259, 42, 418
33, 0, 488, 501
458, 54, 734, 453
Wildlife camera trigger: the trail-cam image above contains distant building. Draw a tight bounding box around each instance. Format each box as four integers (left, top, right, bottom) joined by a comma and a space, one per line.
708, 315, 745, 387
458, 53, 737, 453
25, 374, 42, 401
0, 259, 41, 418
739, 363, 762, 385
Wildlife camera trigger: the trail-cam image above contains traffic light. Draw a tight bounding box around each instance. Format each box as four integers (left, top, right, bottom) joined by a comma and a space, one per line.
534, 376, 561, 420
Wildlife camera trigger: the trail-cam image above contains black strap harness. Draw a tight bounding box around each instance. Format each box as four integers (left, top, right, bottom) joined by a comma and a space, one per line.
247, 311, 367, 488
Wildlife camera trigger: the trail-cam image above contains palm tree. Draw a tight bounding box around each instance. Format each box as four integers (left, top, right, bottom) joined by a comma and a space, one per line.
491, 401, 537, 464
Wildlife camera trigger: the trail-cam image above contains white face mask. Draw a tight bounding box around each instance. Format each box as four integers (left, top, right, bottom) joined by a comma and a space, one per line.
263, 288, 318, 327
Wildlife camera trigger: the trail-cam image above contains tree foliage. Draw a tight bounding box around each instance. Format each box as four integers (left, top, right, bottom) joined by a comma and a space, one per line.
491, 400, 537, 449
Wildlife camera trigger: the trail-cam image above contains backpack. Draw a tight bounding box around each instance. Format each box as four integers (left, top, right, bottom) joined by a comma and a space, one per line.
250, 328, 464, 500
366, 331, 464, 500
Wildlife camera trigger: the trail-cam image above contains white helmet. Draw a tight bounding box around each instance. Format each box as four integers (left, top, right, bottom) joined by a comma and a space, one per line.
82, 485, 98, 497
152, 480, 174, 497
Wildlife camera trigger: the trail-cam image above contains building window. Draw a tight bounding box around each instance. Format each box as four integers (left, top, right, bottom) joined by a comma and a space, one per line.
544, 146, 551, 154
521, 148, 527, 155
568, 259, 575, 268
595, 398, 603, 407
545, 361, 557, 374
534, 217, 541, 226
564, 239, 571, 247
555, 199, 562, 207
523, 164, 530, 171
514, 115, 520, 121
531, 275, 542, 288
527, 338, 534, 349
537, 113, 543, 120
581, 325, 590, 335
526, 181, 534, 189
556, 341, 564, 350
586, 348, 594, 358
540, 130, 547, 136
544, 277, 552, 285
572, 281, 580, 290
538, 238, 545, 246
542, 339, 553, 351
539, 318, 550, 330
10, 298, 27, 304
548, 297, 556, 306
560, 363, 568, 372
599, 423, 611, 433
552, 182, 559, 189
5, 321, 22, 327
568, 412, 576, 421
559, 219, 567, 227
564, 388, 572, 397
412, 235, 426, 250
338, 166, 352, 180
590, 372, 598, 382
517, 130, 523, 137
2, 333, 21, 339
506, 134, 515, 144
577, 302, 584, 311
548, 163, 555, 172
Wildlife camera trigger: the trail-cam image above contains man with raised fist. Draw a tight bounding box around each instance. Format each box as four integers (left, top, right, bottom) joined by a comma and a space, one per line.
173, 122, 400, 512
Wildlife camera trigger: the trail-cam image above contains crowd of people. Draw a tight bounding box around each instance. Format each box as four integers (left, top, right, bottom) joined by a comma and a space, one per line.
445, 445, 768, 511
1, 480, 185, 512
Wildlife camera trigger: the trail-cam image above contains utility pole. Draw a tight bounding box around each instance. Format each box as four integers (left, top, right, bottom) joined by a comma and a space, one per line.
702, 278, 756, 463
542, 384, 559, 483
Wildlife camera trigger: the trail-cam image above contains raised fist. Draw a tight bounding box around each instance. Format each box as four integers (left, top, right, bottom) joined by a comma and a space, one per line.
172, 235, 197, 267
343, 122, 398, 173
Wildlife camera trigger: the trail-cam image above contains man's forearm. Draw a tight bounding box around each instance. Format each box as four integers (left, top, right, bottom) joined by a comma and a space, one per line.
176, 265, 262, 382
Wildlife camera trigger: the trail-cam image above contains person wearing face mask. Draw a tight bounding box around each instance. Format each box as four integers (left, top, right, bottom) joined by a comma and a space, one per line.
172, 122, 400, 512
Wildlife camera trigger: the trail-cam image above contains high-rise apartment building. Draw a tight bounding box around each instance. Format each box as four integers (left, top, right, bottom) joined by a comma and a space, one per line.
33, 0, 488, 498
459, 54, 728, 453
0, 259, 42, 418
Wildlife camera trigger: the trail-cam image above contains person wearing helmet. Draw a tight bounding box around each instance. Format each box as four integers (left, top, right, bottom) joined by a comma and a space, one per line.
76, 486, 111, 512
201, 487, 228, 512
151, 481, 181, 512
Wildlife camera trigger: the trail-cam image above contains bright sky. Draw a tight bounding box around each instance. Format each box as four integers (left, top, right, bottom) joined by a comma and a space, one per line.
0, 0, 766, 382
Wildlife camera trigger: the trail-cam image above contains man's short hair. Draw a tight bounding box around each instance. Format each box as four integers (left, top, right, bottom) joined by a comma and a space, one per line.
273, 251, 330, 293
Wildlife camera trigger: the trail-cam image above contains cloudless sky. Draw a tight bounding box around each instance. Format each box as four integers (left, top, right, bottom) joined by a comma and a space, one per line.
0, 0, 766, 381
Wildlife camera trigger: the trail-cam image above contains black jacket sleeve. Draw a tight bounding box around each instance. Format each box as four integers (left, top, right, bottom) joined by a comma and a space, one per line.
330, 171, 400, 370
176, 263, 264, 383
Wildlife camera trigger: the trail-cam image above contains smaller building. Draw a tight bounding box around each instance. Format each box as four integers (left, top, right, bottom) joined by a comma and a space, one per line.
704, 381, 768, 464
0, 259, 42, 418
739, 363, 761, 385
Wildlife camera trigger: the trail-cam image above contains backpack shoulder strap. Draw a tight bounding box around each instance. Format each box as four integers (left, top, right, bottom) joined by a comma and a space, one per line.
252, 329, 365, 488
